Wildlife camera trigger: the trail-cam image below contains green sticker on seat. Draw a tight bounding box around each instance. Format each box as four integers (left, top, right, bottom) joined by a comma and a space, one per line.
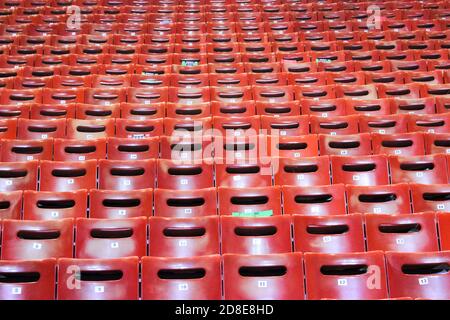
231, 210, 273, 217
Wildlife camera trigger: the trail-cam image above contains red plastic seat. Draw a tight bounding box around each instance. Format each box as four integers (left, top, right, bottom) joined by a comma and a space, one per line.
425, 83, 450, 98
212, 115, 260, 137
223, 253, 305, 300
115, 118, 164, 139
331, 155, 389, 186
404, 71, 444, 85
210, 86, 253, 103
98, 159, 155, 190
166, 102, 210, 119
221, 216, 292, 254
300, 98, 346, 117
372, 132, 425, 156
0, 160, 38, 192
85, 88, 126, 106
0, 190, 22, 220
1, 139, 53, 162
410, 183, 450, 213
157, 159, 213, 190
0, 105, 29, 119
282, 184, 346, 216
390, 97, 436, 115
23, 190, 87, 220
53, 138, 106, 161
255, 101, 301, 117
386, 251, 450, 300
347, 183, 411, 214
425, 133, 450, 154
17, 118, 66, 140
149, 216, 219, 257
1, 218, 74, 260
253, 86, 294, 103
42, 88, 84, 105
57, 256, 139, 300
310, 115, 360, 135
163, 117, 212, 136
260, 115, 309, 136
29, 104, 75, 120
66, 119, 115, 140
1, 89, 42, 105
0, 259, 56, 300
359, 114, 409, 135
275, 156, 331, 187
389, 154, 448, 184
75, 104, 120, 120
294, 84, 335, 100
293, 214, 365, 253
40, 160, 97, 192
335, 84, 378, 100
0, 118, 18, 139
304, 251, 388, 300
436, 97, 450, 113
407, 113, 450, 134
141, 255, 222, 300
319, 133, 372, 156
365, 71, 404, 85
107, 137, 159, 160
270, 135, 318, 159
75, 217, 147, 259
366, 212, 438, 252
438, 212, 450, 250
120, 102, 165, 120
89, 188, 152, 219
218, 186, 282, 216
160, 134, 212, 161
215, 158, 272, 188
153, 187, 217, 218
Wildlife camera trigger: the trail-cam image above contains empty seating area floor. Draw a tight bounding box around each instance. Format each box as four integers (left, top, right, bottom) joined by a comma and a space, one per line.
0, 0, 449, 300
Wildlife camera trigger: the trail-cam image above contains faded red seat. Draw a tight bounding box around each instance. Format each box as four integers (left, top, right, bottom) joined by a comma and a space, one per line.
389, 154, 448, 184
0, 259, 56, 300
57, 257, 139, 300
75, 217, 147, 259
89, 188, 153, 219
275, 156, 331, 187
319, 133, 372, 156
218, 186, 282, 216
386, 251, 450, 300
0, 190, 22, 220
410, 183, 450, 213
107, 137, 159, 160
366, 212, 439, 252
23, 190, 87, 220
359, 114, 409, 135
141, 255, 222, 300
39, 160, 97, 192
305, 251, 388, 300
1, 218, 74, 260
153, 187, 217, 218
98, 159, 156, 190
331, 155, 389, 186
293, 214, 365, 253
346, 183, 411, 214
223, 253, 305, 300
0, 160, 38, 192
221, 216, 292, 255
282, 184, 346, 216
372, 132, 425, 156
53, 138, 106, 161
149, 216, 219, 257
1, 139, 53, 162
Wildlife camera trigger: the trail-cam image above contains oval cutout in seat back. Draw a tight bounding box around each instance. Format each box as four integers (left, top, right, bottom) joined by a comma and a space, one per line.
320, 264, 368, 276
163, 227, 206, 237
239, 266, 287, 277
17, 230, 61, 240
90, 228, 133, 239
158, 268, 206, 279
307, 224, 349, 235
234, 226, 277, 236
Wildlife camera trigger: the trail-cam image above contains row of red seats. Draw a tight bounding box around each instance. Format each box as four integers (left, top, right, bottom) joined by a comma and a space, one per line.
0, 212, 449, 261
0, 182, 448, 219
0, 251, 448, 299
3, 71, 450, 89
0, 99, 449, 120
2, 30, 450, 46
0, 154, 449, 192
1, 0, 447, 9
0, 114, 449, 141
1, 84, 450, 106
2, 19, 450, 35
0, 132, 448, 163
